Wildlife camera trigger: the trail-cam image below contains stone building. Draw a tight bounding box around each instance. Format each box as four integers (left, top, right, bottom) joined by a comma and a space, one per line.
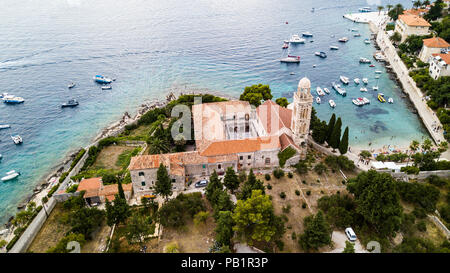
394, 14, 431, 42
419, 37, 450, 62
129, 77, 314, 199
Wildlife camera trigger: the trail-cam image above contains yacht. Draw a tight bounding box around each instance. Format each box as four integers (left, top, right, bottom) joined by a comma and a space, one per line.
1, 170, 20, 182
373, 86, 379, 91
329, 99, 336, 108
316, 87, 325, 96
316, 97, 321, 104
354, 78, 360, 84
61, 99, 79, 108
330, 45, 339, 50
353, 33, 361, 37
68, 82, 76, 89
388, 97, 394, 104
332, 82, 347, 96
323, 88, 330, 94
338, 37, 349, 43
340, 76, 350, 85
360, 87, 368, 92
314, 51, 327, 58
0, 125, 10, 129
364, 39, 371, 44
359, 57, 371, 64
11, 135, 22, 145
302, 32, 313, 37
93, 75, 112, 84
378, 93, 386, 103
289, 34, 305, 44
362, 78, 369, 85
280, 55, 300, 63
3, 96, 24, 104
101, 85, 112, 90
359, 7, 371, 12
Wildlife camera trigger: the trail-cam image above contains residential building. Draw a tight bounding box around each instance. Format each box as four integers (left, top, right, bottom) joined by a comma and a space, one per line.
419, 37, 450, 62
76, 177, 132, 205
429, 53, 450, 79
394, 14, 431, 42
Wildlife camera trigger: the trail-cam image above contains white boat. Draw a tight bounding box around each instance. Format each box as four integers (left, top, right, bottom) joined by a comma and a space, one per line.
353, 33, 361, 37
360, 87, 368, 92
338, 37, 349, 43
302, 32, 313, 37
359, 7, 371, 12
362, 78, 369, 85
323, 88, 330, 94
280, 55, 300, 63
329, 100, 336, 108
340, 76, 350, 85
68, 82, 76, 89
316, 97, 321, 104
332, 82, 346, 96
316, 87, 325, 96
289, 34, 305, 44
1, 170, 20, 181
373, 86, 379, 91
93, 75, 112, 84
0, 125, 10, 129
364, 39, 371, 44
362, 97, 370, 104
388, 97, 394, 104
375, 70, 382, 74
11, 135, 22, 145
352, 98, 363, 106
330, 45, 339, 50
354, 78, 360, 84
3, 97, 24, 104
314, 51, 327, 58
359, 57, 371, 64
101, 85, 112, 90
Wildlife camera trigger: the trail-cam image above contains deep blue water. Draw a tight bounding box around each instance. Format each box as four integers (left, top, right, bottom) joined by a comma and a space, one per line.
0, 0, 426, 224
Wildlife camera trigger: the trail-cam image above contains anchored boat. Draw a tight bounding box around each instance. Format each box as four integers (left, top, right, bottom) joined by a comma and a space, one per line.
68, 82, 76, 89
323, 88, 330, 94
3, 96, 24, 104
330, 45, 339, 50
11, 135, 22, 145
93, 75, 112, 84
388, 97, 394, 104
329, 99, 336, 108
101, 85, 112, 90
354, 78, 360, 84
359, 57, 371, 64
302, 32, 313, 37
340, 76, 350, 84
338, 37, 349, 43
61, 99, 79, 108
316, 97, 321, 104
1, 170, 20, 181
314, 51, 327, 58
316, 87, 325, 96
0, 124, 10, 129
378, 93, 386, 103
362, 78, 369, 85
360, 87, 368, 92
289, 34, 305, 44
332, 82, 346, 96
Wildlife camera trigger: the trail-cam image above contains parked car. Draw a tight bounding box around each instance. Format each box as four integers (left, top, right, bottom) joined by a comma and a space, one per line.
195, 180, 208, 188
345, 227, 357, 242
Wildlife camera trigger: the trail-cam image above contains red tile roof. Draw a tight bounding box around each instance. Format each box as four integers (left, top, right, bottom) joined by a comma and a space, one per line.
423, 37, 450, 48
432, 53, 450, 65
256, 100, 292, 134
279, 133, 300, 152
398, 14, 431, 27
200, 136, 280, 157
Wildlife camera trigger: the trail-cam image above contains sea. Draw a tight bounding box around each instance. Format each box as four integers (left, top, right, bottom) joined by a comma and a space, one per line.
0, 0, 428, 224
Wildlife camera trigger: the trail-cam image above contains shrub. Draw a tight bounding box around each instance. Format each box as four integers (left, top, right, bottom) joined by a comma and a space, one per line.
265, 174, 271, 181
288, 172, 293, 178
59, 172, 69, 183
273, 168, 285, 179
314, 163, 327, 175
165, 242, 180, 253
66, 184, 78, 193
306, 190, 311, 196
69, 149, 86, 171
267, 184, 272, 190
278, 147, 297, 167
295, 190, 300, 196
275, 240, 284, 251
280, 192, 286, 199
302, 180, 307, 185
412, 207, 427, 219
282, 204, 292, 214
416, 220, 427, 232
401, 166, 420, 174
193, 211, 209, 226
47, 184, 60, 197
302, 202, 307, 209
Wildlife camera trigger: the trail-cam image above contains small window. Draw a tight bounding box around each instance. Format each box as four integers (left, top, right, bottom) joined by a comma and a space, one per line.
265, 158, 271, 164
172, 179, 176, 183
138, 172, 145, 176
248, 155, 251, 160
218, 164, 222, 169
202, 164, 206, 168
239, 156, 243, 160
141, 181, 146, 186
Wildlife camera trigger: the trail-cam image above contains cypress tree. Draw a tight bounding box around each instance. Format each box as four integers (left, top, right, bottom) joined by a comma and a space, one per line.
118, 180, 125, 199
339, 126, 349, 155
329, 117, 342, 150
155, 163, 172, 201
326, 114, 336, 143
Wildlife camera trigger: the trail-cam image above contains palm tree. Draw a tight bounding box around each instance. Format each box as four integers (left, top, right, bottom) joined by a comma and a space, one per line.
407, 140, 420, 166
378, 5, 384, 15
148, 138, 170, 154
387, 4, 393, 12
422, 0, 430, 8
413, 1, 422, 10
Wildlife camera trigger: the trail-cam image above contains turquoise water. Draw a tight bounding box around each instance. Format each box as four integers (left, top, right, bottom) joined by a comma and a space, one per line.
0, 0, 426, 224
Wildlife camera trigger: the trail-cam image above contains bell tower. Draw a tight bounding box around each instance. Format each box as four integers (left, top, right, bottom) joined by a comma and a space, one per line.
291, 77, 313, 157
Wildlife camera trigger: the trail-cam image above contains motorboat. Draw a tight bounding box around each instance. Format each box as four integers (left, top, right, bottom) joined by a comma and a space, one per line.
61, 99, 79, 108
373, 86, 379, 91
359, 57, 371, 64
302, 32, 313, 37
101, 85, 112, 90
362, 97, 370, 104
1, 170, 20, 181
11, 135, 22, 144
316, 87, 325, 96
352, 98, 364, 106
3, 96, 24, 104
338, 37, 349, 43
378, 93, 386, 103
0, 124, 10, 129
93, 75, 112, 84
362, 78, 369, 85
323, 88, 330, 94
316, 97, 321, 104
329, 100, 336, 108
280, 55, 301, 63
340, 76, 350, 85
354, 78, 360, 84
289, 34, 305, 44
360, 87, 368, 92
350, 28, 358, 32
369, 64, 375, 67
359, 7, 371, 12
330, 45, 339, 50
364, 39, 371, 44
388, 97, 394, 104
374, 53, 386, 62
68, 82, 76, 89
353, 33, 361, 37
375, 70, 382, 74
282, 42, 289, 49
332, 82, 346, 96
314, 51, 327, 58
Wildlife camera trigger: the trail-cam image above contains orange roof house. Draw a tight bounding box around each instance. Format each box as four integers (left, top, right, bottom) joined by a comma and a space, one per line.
423, 37, 450, 48
76, 177, 132, 204
398, 14, 431, 27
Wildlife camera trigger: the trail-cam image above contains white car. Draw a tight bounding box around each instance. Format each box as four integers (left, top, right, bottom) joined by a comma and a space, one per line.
345, 227, 357, 242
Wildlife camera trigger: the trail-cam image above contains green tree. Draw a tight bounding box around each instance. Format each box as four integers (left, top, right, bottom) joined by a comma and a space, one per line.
390, 32, 402, 43
422, 138, 432, 151
155, 163, 172, 200
388, 4, 404, 20
215, 211, 234, 248
69, 207, 105, 239
205, 170, 222, 202
125, 212, 155, 245
298, 211, 332, 251
410, 140, 420, 152
223, 167, 240, 193
117, 180, 125, 199
329, 117, 342, 150
359, 150, 371, 160
326, 114, 336, 144
339, 126, 349, 155
238, 169, 265, 200
386, 4, 393, 12
240, 84, 272, 107
47, 233, 86, 253
232, 190, 283, 244
105, 195, 130, 227
102, 173, 118, 184
425, 0, 443, 21
343, 241, 355, 253
275, 97, 289, 107
148, 137, 170, 154
347, 170, 403, 236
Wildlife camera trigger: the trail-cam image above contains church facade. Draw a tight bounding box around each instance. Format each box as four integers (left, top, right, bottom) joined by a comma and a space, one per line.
128, 77, 313, 199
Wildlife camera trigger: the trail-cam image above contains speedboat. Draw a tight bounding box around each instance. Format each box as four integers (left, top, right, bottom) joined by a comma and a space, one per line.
330, 45, 339, 50
68, 82, 76, 89
280, 55, 300, 63
329, 100, 336, 108
362, 97, 370, 104
323, 88, 330, 94
332, 82, 346, 96
353, 33, 361, 37
369, 64, 375, 67
93, 75, 112, 84
359, 7, 371, 12
101, 85, 112, 90
364, 39, 371, 44
289, 34, 305, 44
388, 97, 394, 104
338, 37, 349, 43
61, 99, 79, 108
316, 97, 321, 104
316, 87, 325, 96
302, 32, 313, 37
315, 51, 327, 58
359, 57, 371, 64
378, 93, 386, 103
360, 87, 368, 92
0, 124, 10, 129
340, 76, 350, 85
3, 96, 24, 104
373, 86, 379, 91
1, 170, 20, 182
11, 135, 22, 145
282, 42, 289, 49
362, 78, 369, 85
375, 70, 382, 74
354, 78, 360, 84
